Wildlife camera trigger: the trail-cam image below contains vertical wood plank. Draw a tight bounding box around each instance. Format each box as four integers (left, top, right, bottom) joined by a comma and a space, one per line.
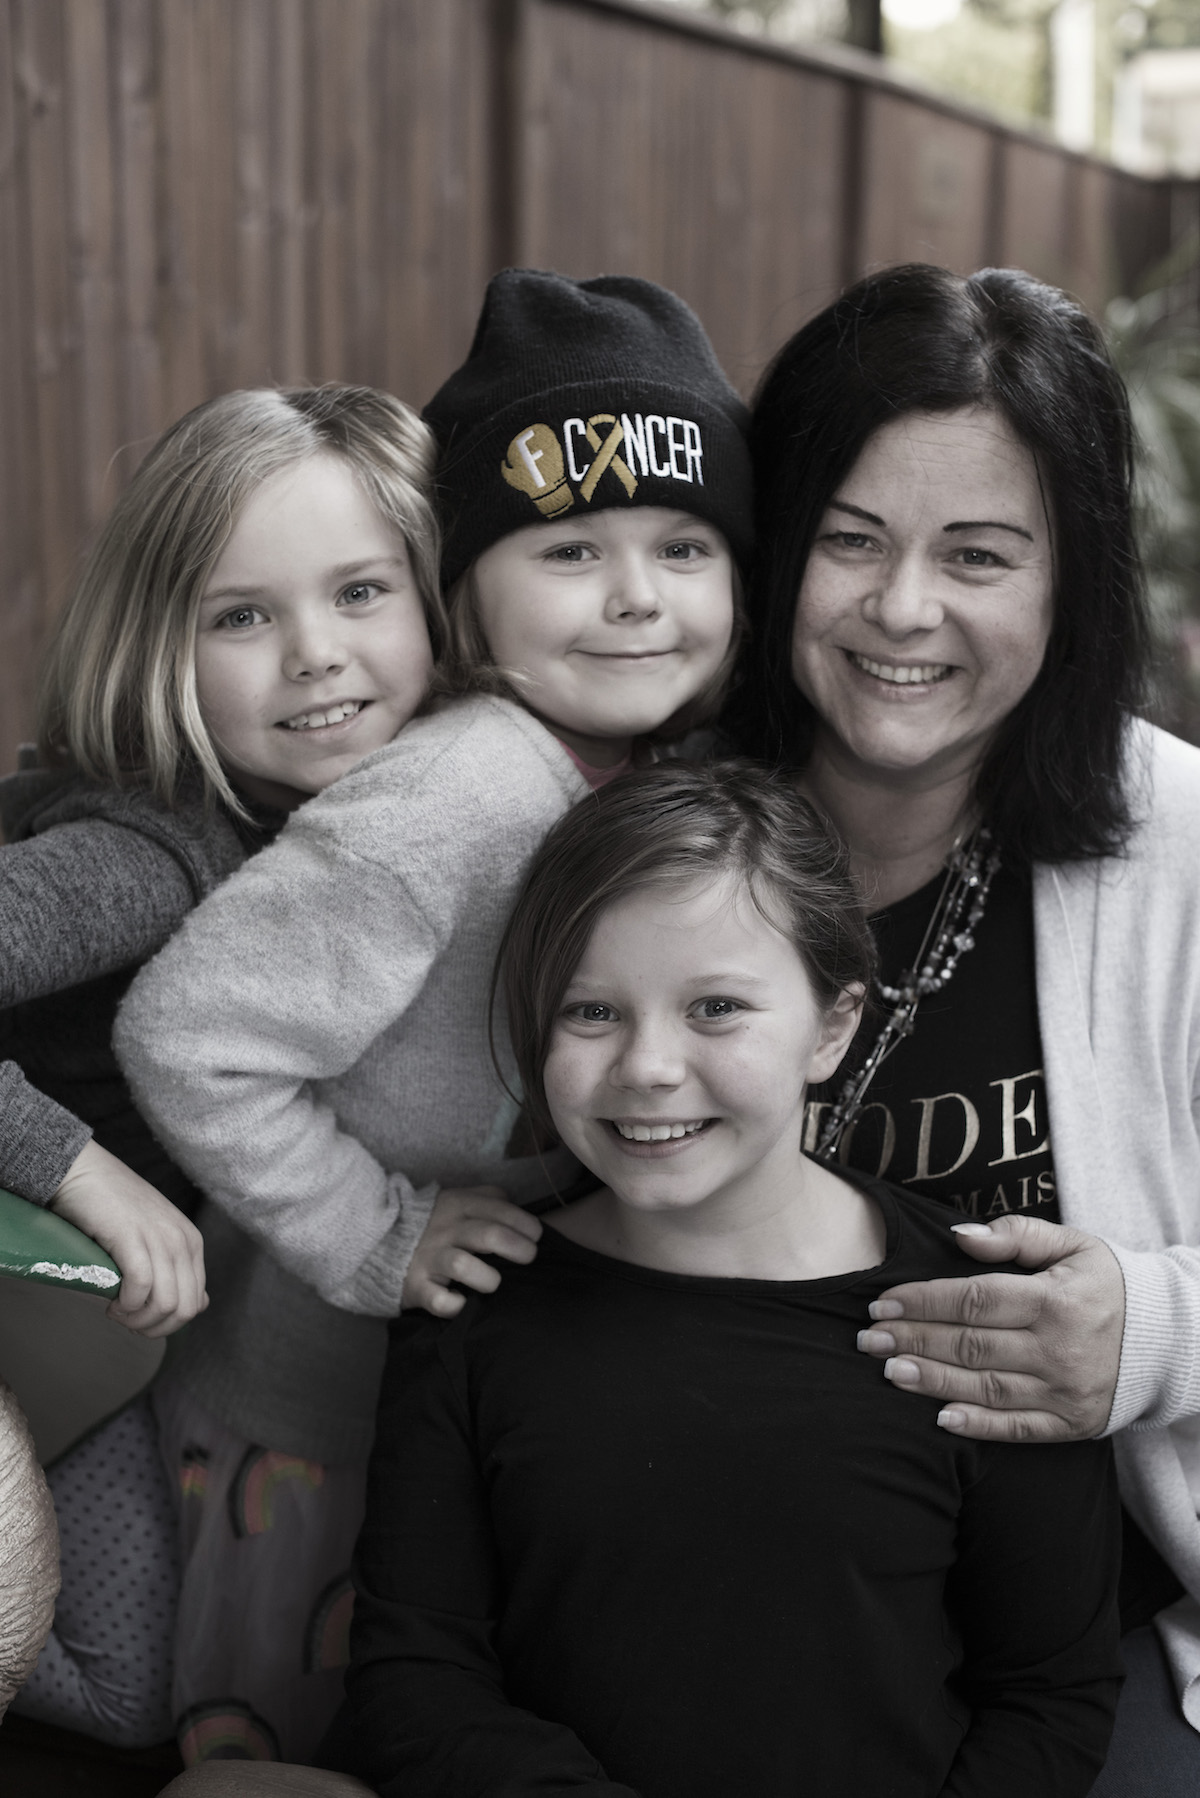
15, 0, 85, 627
64, 0, 119, 532
0, 0, 39, 771
112, 0, 163, 478
232, 0, 273, 388
271, 0, 310, 383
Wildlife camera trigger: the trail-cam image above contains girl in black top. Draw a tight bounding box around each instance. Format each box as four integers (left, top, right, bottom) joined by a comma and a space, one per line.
334, 760, 1121, 1798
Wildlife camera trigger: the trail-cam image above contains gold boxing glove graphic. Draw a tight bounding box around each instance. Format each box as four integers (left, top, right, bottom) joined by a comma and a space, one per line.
501, 424, 574, 517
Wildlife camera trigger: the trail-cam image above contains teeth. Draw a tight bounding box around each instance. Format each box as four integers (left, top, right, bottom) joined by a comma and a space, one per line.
613, 1120, 707, 1142
851, 654, 950, 686
283, 700, 364, 731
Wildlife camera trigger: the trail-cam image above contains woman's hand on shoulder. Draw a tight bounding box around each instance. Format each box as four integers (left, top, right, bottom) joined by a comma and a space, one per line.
50, 1140, 207, 1338
855, 1214, 1125, 1441
402, 1186, 542, 1319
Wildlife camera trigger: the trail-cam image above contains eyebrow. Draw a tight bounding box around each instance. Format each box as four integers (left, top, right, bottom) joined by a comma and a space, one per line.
828, 501, 884, 527
202, 557, 405, 604
943, 520, 1034, 541
828, 500, 1033, 543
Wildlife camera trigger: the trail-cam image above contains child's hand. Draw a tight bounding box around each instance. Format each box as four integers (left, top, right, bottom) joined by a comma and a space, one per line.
50, 1140, 208, 1338
403, 1186, 542, 1318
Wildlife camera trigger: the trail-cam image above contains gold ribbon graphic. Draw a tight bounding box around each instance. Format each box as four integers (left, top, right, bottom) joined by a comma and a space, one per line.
580, 415, 638, 503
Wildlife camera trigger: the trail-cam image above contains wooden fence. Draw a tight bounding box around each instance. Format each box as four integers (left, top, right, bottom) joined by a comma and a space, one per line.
1, 0, 1196, 773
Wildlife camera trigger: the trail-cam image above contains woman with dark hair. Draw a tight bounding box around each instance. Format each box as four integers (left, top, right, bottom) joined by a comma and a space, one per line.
736, 261, 1200, 1793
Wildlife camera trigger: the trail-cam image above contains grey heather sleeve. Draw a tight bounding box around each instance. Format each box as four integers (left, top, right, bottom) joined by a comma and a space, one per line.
0, 1061, 91, 1206
116, 827, 444, 1318
0, 820, 196, 1007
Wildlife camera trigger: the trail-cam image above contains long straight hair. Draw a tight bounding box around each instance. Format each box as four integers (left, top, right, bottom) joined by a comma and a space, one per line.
733, 264, 1151, 864
37, 385, 444, 815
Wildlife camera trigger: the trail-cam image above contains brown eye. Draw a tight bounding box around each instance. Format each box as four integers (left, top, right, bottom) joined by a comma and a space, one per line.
564, 1002, 617, 1023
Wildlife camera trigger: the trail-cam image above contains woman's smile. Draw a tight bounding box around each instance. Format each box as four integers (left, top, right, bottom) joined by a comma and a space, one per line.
845, 651, 954, 690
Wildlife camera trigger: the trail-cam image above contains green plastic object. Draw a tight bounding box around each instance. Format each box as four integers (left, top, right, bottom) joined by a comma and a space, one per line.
0, 1187, 121, 1295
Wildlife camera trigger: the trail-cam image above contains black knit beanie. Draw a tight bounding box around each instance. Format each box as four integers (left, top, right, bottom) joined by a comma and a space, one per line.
424, 269, 754, 589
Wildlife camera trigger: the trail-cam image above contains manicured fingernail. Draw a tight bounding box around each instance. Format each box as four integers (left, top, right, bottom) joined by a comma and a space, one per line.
884, 1357, 921, 1386
937, 1408, 968, 1430
951, 1222, 992, 1237
868, 1298, 904, 1321
857, 1328, 896, 1355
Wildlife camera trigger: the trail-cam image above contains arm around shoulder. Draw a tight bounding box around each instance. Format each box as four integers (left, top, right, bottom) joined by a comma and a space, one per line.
114, 802, 448, 1315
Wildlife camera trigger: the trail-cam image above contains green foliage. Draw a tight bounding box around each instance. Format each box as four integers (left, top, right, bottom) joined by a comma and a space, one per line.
697, 0, 796, 21
884, 4, 1051, 123
1107, 241, 1200, 740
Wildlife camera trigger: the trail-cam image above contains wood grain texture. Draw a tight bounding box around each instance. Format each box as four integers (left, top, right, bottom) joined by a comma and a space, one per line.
0, 0, 1193, 776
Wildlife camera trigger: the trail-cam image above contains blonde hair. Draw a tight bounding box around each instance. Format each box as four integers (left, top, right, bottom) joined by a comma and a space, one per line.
37, 385, 444, 814
435, 555, 745, 743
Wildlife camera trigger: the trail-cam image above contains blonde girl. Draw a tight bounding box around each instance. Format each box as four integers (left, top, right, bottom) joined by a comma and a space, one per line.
115, 270, 753, 1766
7, 383, 443, 1747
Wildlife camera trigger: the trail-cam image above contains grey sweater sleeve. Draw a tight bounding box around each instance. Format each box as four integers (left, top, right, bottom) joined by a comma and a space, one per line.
0, 1061, 91, 1205
0, 820, 196, 1007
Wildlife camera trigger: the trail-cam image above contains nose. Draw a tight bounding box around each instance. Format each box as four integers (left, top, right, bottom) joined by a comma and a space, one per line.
861, 550, 943, 638
603, 550, 662, 624
609, 1019, 686, 1093
280, 610, 348, 683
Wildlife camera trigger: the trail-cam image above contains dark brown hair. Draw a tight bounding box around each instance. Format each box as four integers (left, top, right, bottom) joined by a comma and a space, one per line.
495, 759, 875, 1142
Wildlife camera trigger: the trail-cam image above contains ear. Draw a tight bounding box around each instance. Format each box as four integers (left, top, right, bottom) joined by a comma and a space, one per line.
805, 983, 864, 1087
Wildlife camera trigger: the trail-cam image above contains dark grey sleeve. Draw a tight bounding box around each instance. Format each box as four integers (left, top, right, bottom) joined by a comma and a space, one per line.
0, 1061, 91, 1205
0, 820, 196, 1007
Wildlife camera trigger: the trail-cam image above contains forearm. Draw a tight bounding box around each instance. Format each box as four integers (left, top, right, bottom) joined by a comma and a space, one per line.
0, 1062, 91, 1205
941, 1440, 1121, 1798
343, 1653, 637, 1798
938, 1687, 1117, 1798
117, 1031, 438, 1315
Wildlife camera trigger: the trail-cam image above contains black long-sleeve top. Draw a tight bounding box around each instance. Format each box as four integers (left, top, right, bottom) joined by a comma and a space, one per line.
337, 1174, 1122, 1798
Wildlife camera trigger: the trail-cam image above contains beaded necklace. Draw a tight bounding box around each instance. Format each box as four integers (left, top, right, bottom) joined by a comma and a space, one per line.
814, 825, 1001, 1165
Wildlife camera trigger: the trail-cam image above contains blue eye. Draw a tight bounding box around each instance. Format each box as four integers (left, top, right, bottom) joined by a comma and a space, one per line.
339, 582, 381, 605
956, 548, 1004, 568
217, 606, 266, 631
